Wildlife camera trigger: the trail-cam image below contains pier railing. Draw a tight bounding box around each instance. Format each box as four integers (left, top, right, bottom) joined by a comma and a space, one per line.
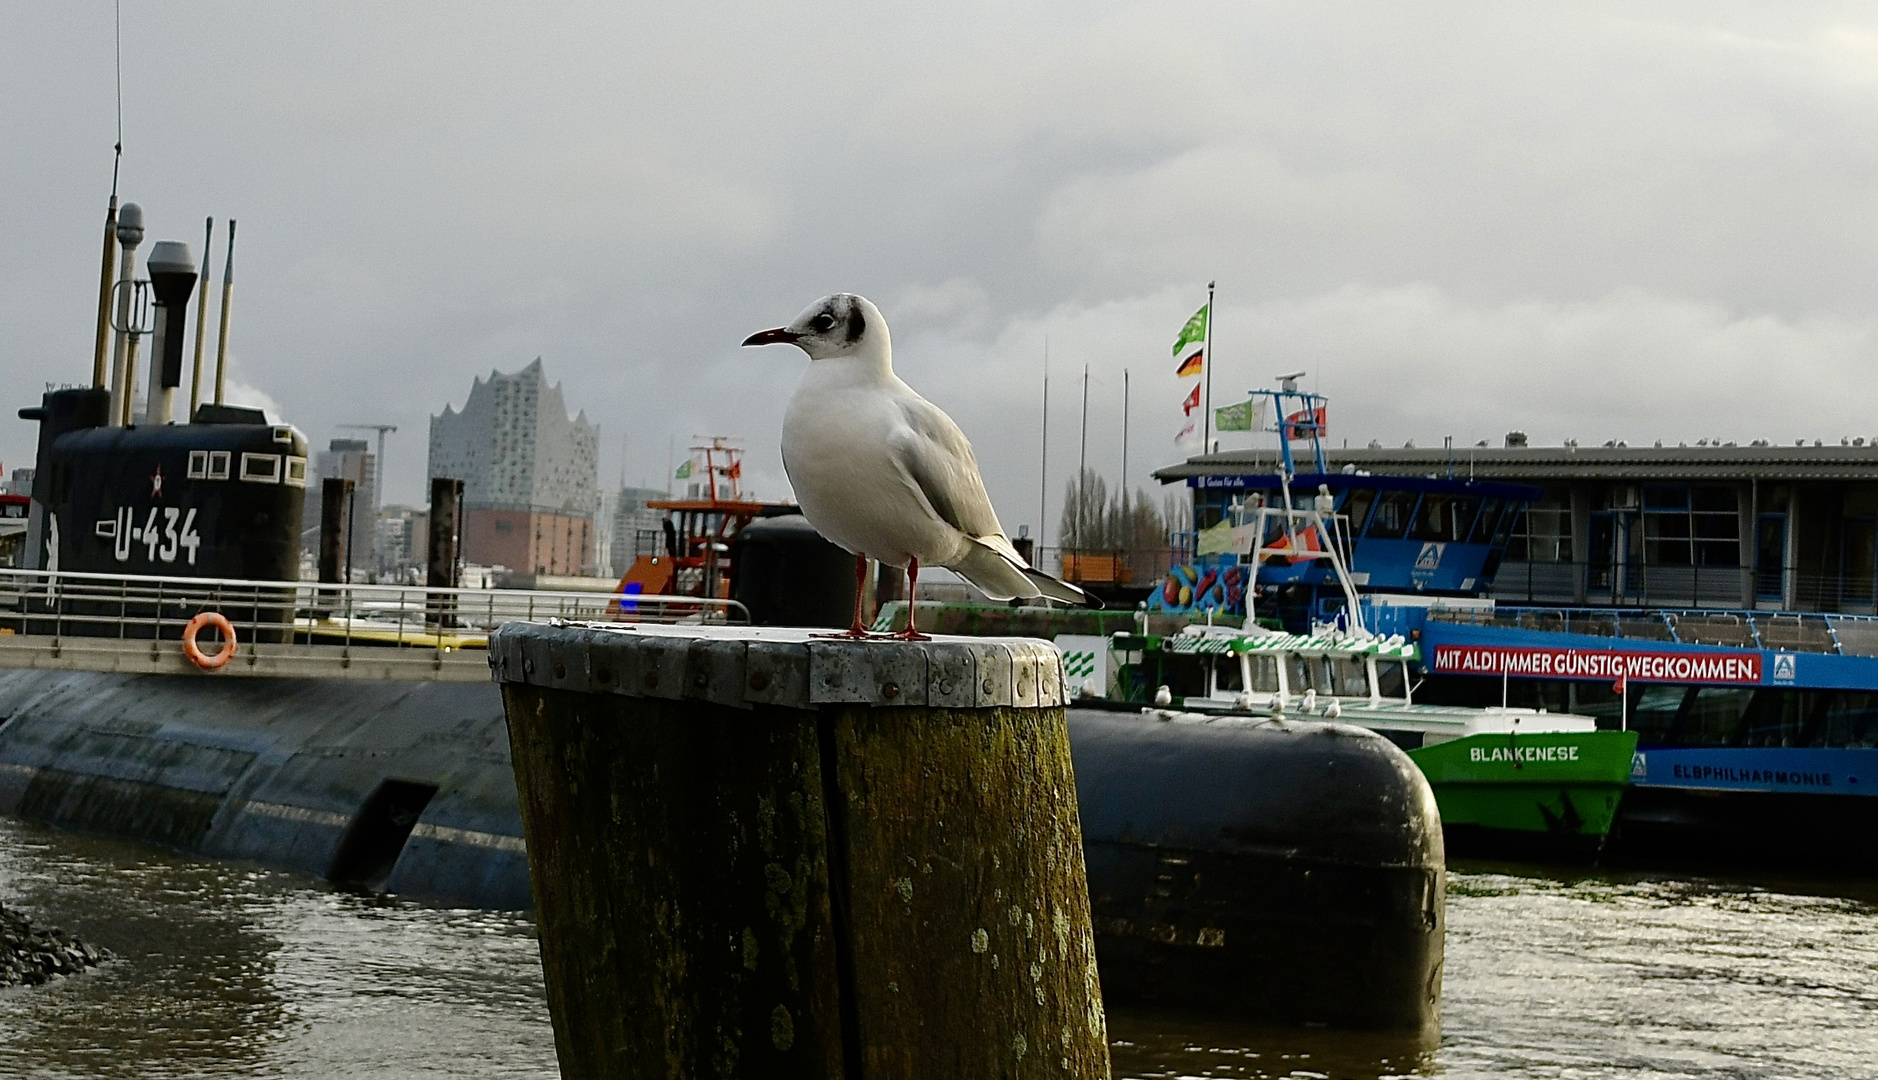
0, 567, 747, 641
0, 568, 748, 681
1428, 603, 1878, 658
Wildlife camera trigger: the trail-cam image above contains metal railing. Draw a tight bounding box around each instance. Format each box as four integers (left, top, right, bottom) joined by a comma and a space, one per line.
1490, 561, 1878, 615
0, 566, 748, 649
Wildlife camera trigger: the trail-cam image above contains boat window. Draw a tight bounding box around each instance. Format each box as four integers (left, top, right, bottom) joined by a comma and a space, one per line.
1329, 658, 1369, 697
1366, 491, 1419, 540
1408, 494, 1452, 541
1277, 649, 1322, 691
1822, 691, 1878, 748
1213, 657, 1243, 693
1409, 494, 1481, 542
1493, 500, 1520, 545
239, 453, 282, 484
1341, 490, 1376, 536
1741, 688, 1828, 749
1159, 654, 1210, 699
1449, 496, 1480, 540
1244, 654, 1280, 693
1466, 499, 1503, 544
207, 450, 231, 481
187, 450, 209, 480
1628, 686, 1688, 743
1374, 661, 1408, 700
1670, 687, 1755, 746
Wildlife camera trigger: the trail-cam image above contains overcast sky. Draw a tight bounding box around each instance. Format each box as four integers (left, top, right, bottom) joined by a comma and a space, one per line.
5, 2, 1878, 544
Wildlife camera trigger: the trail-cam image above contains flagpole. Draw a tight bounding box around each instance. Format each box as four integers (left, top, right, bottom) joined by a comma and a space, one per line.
1079, 364, 1089, 483
1202, 280, 1216, 453
1122, 368, 1130, 498
1039, 336, 1049, 552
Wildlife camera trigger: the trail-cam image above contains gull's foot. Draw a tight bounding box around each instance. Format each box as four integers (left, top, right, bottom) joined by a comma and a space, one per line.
890, 629, 932, 641
810, 626, 876, 640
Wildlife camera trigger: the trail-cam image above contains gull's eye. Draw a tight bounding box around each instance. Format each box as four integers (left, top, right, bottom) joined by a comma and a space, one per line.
810, 313, 837, 333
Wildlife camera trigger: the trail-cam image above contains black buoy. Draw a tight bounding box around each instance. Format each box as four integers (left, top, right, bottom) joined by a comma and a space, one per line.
1068, 707, 1445, 1040
728, 512, 859, 628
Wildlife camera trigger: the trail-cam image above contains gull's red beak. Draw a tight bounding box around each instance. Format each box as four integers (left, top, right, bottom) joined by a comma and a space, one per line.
741, 327, 802, 347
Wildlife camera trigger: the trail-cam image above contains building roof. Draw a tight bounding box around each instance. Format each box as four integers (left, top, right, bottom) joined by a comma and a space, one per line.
1154, 444, 1878, 485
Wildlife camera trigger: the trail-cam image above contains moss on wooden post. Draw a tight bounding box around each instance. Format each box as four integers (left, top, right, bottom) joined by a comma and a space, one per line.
492, 623, 1110, 1080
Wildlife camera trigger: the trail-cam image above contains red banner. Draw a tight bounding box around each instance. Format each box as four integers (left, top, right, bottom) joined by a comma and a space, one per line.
1431, 645, 1761, 685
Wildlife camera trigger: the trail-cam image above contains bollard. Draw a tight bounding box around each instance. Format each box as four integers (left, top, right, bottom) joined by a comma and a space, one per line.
490, 622, 1112, 1080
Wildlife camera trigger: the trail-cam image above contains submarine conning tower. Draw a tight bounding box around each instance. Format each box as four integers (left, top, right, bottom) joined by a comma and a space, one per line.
19, 203, 306, 582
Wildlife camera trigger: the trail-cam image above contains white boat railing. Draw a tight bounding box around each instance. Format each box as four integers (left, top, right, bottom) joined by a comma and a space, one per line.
0, 567, 748, 648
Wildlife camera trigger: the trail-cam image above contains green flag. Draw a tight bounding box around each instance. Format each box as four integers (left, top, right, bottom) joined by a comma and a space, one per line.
1214, 399, 1255, 432
1171, 303, 1209, 356
675, 459, 692, 479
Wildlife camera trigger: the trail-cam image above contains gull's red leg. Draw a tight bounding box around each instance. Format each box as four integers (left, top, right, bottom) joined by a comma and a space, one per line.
812, 553, 874, 639
849, 552, 869, 637
895, 556, 931, 641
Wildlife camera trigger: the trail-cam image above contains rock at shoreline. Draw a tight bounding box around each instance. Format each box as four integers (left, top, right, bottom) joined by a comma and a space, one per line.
0, 901, 110, 988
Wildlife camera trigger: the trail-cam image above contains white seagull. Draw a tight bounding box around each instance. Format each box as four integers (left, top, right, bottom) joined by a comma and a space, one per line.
743, 293, 1097, 638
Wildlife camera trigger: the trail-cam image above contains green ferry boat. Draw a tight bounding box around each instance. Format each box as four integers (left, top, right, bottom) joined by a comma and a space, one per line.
1102, 625, 1638, 855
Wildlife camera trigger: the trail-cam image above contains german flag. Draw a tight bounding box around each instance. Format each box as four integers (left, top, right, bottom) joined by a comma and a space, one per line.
1175, 348, 1203, 378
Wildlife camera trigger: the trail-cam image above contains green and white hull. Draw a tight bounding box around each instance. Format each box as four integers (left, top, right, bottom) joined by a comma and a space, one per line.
1109, 625, 1639, 857
1403, 726, 1638, 854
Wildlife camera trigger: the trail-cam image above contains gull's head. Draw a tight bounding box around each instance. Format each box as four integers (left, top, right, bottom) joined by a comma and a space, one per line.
741, 293, 888, 362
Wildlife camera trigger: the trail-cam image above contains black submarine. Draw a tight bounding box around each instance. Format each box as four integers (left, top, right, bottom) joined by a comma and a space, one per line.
0, 198, 1443, 1036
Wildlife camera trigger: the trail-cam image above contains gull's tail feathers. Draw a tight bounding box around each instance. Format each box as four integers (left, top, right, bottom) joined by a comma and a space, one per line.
951, 538, 1103, 609
1021, 565, 1101, 609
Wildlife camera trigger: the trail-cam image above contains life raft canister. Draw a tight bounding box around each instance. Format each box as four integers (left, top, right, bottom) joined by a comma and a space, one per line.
182, 611, 238, 670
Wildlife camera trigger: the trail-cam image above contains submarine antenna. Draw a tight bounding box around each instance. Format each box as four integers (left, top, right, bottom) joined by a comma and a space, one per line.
190, 217, 213, 419
213, 219, 236, 405
90, 0, 126, 390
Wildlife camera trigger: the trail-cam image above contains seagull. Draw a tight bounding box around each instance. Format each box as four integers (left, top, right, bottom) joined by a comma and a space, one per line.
743, 293, 1098, 638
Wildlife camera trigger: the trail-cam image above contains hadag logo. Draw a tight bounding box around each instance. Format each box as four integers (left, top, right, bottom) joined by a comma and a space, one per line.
1415, 542, 1445, 571
1631, 752, 1647, 778
1772, 653, 1797, 682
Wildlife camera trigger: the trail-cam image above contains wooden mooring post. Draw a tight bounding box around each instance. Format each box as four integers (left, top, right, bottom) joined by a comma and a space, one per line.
490, 622, 1111, 1080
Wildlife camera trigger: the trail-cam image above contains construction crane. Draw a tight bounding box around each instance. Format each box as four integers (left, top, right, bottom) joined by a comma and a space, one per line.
337, 423, 397, 510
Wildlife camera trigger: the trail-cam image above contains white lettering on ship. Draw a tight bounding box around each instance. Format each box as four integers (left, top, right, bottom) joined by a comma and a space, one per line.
1433, 645, 1761, 685
104, 506, 201, 566
1469, 745, 1582, 763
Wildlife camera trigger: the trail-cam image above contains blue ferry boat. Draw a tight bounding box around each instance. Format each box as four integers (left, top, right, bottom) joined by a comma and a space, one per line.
1150, 380, 1878, 867
1406, 606, 1878, 866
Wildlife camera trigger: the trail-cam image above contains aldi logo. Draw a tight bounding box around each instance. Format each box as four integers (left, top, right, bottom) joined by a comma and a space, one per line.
1415, 542, 1445, 571
1772, 653, 1797, 682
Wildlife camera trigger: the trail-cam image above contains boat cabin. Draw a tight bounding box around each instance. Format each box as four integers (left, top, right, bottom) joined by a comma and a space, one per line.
1117, 624, 1598, 748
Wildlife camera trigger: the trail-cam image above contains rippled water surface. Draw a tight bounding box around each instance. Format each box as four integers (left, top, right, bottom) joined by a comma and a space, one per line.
3, 820, 1876, 1079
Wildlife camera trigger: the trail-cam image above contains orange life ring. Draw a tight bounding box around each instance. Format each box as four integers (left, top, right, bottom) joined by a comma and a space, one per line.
182, 611, 238, 670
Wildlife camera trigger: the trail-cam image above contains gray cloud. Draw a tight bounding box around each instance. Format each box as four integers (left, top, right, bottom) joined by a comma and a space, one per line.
3, 2, 1876, 548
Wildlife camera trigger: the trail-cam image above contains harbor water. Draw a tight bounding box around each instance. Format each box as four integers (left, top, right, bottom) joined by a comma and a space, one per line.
2, 818, 1875, 1079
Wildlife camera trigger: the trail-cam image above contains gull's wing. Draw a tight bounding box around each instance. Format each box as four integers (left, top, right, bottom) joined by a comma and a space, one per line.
890, 393, 1008, 545
891, 389, 1097, 607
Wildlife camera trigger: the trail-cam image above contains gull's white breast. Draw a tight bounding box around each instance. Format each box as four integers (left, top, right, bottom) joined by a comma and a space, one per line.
781, 365, 963, 568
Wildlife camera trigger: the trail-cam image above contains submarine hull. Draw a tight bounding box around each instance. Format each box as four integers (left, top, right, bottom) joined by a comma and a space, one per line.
1068, 708, 1445, 1037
